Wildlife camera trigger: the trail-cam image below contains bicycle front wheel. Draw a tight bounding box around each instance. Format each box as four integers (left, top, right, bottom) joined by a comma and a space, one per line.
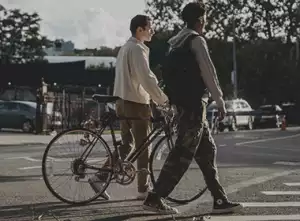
149, 134, 208, 204
42, 128, 113, 205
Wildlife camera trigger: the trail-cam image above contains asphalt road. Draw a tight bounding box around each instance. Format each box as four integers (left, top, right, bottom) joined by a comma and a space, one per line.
1, 128, 300, 221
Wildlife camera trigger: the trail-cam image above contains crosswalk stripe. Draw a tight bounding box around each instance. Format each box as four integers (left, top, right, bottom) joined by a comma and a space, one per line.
46, 157, 106, 162
284, 183, 300, 187
19, 166, 42, 170
273, 161, 300, 166
242, 202, 300, 207
261, 191, 300, 195
209, 214, 300, 221
24, 157, 41, 162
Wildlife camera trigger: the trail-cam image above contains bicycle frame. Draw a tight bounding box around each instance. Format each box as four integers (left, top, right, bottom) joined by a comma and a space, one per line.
79, 103, 174, 172
107, 115, 173, 165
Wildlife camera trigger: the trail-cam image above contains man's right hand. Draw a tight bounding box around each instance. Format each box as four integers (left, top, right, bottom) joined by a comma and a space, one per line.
218, 107, 227, 121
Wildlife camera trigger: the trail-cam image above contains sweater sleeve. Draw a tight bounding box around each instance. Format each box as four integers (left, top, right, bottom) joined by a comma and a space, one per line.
191, 36, 225, 111
130, 45, 168, 105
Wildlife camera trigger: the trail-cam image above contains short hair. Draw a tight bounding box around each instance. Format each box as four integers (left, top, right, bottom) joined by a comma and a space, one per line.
130, 15, 151, 35
181, 2, 207, 28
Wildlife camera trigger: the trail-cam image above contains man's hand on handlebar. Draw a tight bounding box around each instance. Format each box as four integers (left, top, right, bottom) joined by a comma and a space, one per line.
218, 108, 227, 121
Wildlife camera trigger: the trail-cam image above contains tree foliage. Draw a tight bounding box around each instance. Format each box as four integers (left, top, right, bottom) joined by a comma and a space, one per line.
146, 0, 300, 42
0, 6, 51, 64
145, 0, 184, 32
205, 0, 300, 42
145, 0, 300, 105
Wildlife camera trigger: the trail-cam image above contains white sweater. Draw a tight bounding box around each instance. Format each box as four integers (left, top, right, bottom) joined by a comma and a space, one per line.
113, 37, 168, 105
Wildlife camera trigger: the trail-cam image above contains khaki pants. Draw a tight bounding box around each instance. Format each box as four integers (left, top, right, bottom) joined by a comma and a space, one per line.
116, 99, 152, 193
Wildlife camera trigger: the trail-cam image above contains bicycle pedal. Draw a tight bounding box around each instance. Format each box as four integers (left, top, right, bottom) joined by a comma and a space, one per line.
136, 168, 150, 174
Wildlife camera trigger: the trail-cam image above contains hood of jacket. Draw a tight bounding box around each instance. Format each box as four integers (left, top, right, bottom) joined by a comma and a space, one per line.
167, 28, 199, 48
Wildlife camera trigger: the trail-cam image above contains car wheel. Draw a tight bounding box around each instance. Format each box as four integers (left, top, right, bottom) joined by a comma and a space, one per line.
247, 117, 253, 130
229, 117, 237, 131
275, 116, 281, 128
22, 120, 33, 133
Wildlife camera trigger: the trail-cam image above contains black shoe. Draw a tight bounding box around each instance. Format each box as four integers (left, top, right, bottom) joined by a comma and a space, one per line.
212, 199, 243, 214
143, 191, 179, 215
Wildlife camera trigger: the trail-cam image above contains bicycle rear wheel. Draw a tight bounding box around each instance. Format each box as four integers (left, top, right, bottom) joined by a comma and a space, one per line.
42, 128, 113, 205
149, 134, 207, 204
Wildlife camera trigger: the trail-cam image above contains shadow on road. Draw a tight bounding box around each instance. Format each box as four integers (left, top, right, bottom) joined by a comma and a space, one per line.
0, 175, 42, 183
0, 199, 155, 220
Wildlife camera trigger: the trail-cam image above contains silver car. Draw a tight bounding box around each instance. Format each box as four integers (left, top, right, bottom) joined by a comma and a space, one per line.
207, 99, 254, 131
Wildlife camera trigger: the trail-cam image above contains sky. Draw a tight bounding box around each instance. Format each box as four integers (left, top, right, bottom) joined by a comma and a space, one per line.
0, 0, 146, 49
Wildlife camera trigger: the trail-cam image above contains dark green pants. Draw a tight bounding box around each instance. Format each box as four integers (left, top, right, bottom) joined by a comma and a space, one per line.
153, 103, 227, 202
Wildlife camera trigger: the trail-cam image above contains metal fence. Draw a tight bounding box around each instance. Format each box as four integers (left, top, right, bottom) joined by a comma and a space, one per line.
48, 91, 119, 132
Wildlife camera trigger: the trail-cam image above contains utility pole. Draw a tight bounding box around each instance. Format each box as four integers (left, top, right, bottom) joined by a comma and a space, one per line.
232, 14, 238, 99
296, 36, 299, 66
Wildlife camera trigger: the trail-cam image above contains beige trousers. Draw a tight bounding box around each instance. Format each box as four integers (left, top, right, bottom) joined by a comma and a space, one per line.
116, 99, 152, 193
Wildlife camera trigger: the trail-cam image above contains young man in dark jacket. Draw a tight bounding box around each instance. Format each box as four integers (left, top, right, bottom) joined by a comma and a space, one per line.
142, 2, 243, 215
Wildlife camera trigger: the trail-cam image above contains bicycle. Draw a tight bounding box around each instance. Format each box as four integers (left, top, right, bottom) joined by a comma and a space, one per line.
42, 94, 207, 205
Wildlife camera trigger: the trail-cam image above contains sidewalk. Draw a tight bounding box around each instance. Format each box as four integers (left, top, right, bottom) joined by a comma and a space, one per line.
0, 131, 120, 146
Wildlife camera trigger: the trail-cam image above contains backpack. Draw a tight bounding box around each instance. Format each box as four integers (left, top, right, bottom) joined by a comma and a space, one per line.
161, 34, 206, 111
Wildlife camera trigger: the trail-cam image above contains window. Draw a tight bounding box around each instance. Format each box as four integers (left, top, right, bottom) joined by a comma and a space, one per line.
7, 103, 19, 111
18, 103, 32, 112
0, 103, 6, 110
240, 102, 249, 109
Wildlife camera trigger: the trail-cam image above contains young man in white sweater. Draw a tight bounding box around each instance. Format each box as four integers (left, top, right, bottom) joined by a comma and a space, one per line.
89, 15, 168, 200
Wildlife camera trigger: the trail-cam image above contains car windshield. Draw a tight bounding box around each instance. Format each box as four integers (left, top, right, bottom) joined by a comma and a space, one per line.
225, 101, 233, 109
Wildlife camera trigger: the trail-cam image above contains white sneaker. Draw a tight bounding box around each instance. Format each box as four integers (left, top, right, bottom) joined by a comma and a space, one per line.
136, 192, 148, 200
88, 176, 110, 200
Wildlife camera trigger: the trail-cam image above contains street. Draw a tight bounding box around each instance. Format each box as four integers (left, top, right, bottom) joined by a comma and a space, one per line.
1, 128, 300, 221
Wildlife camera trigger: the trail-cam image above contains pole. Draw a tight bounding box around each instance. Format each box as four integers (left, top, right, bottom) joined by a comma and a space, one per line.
232, 14, 238, 99
296, 37, 299, 66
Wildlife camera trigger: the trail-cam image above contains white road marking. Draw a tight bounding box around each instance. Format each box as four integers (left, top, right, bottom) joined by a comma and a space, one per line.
4, 156, 29, 160
219, 144, 227, 147
208, 214, 300, 221
45, 157, 106, 162
284, 183, 300, 186
273, 161, 300, 166
240, 144, 300, 152
242, 202, 300, 207
178, 169, 299, 212
235, 134, 300, 146
4, 156, 41, 161
234, 152, 284, 158
5, 156, 106, 163
24, 157, 41, 162
18, 166, 42, 170
261, 191, 300, 195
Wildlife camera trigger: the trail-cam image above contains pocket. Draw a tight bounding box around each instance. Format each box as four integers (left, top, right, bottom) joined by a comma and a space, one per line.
123, 100, 151, 120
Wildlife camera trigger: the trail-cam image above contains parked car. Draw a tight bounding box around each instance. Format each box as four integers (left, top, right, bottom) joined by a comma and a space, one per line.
281, 102, 299, 126
0, 100, 62, 133
253, 104, 284, 128
207, 98, 254, 131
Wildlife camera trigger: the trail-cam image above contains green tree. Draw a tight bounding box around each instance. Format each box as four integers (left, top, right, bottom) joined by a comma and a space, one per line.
0, 6, 51, 64
145, 0, 300, 104
206, 0, 300, 42
145, 0, 185, 32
